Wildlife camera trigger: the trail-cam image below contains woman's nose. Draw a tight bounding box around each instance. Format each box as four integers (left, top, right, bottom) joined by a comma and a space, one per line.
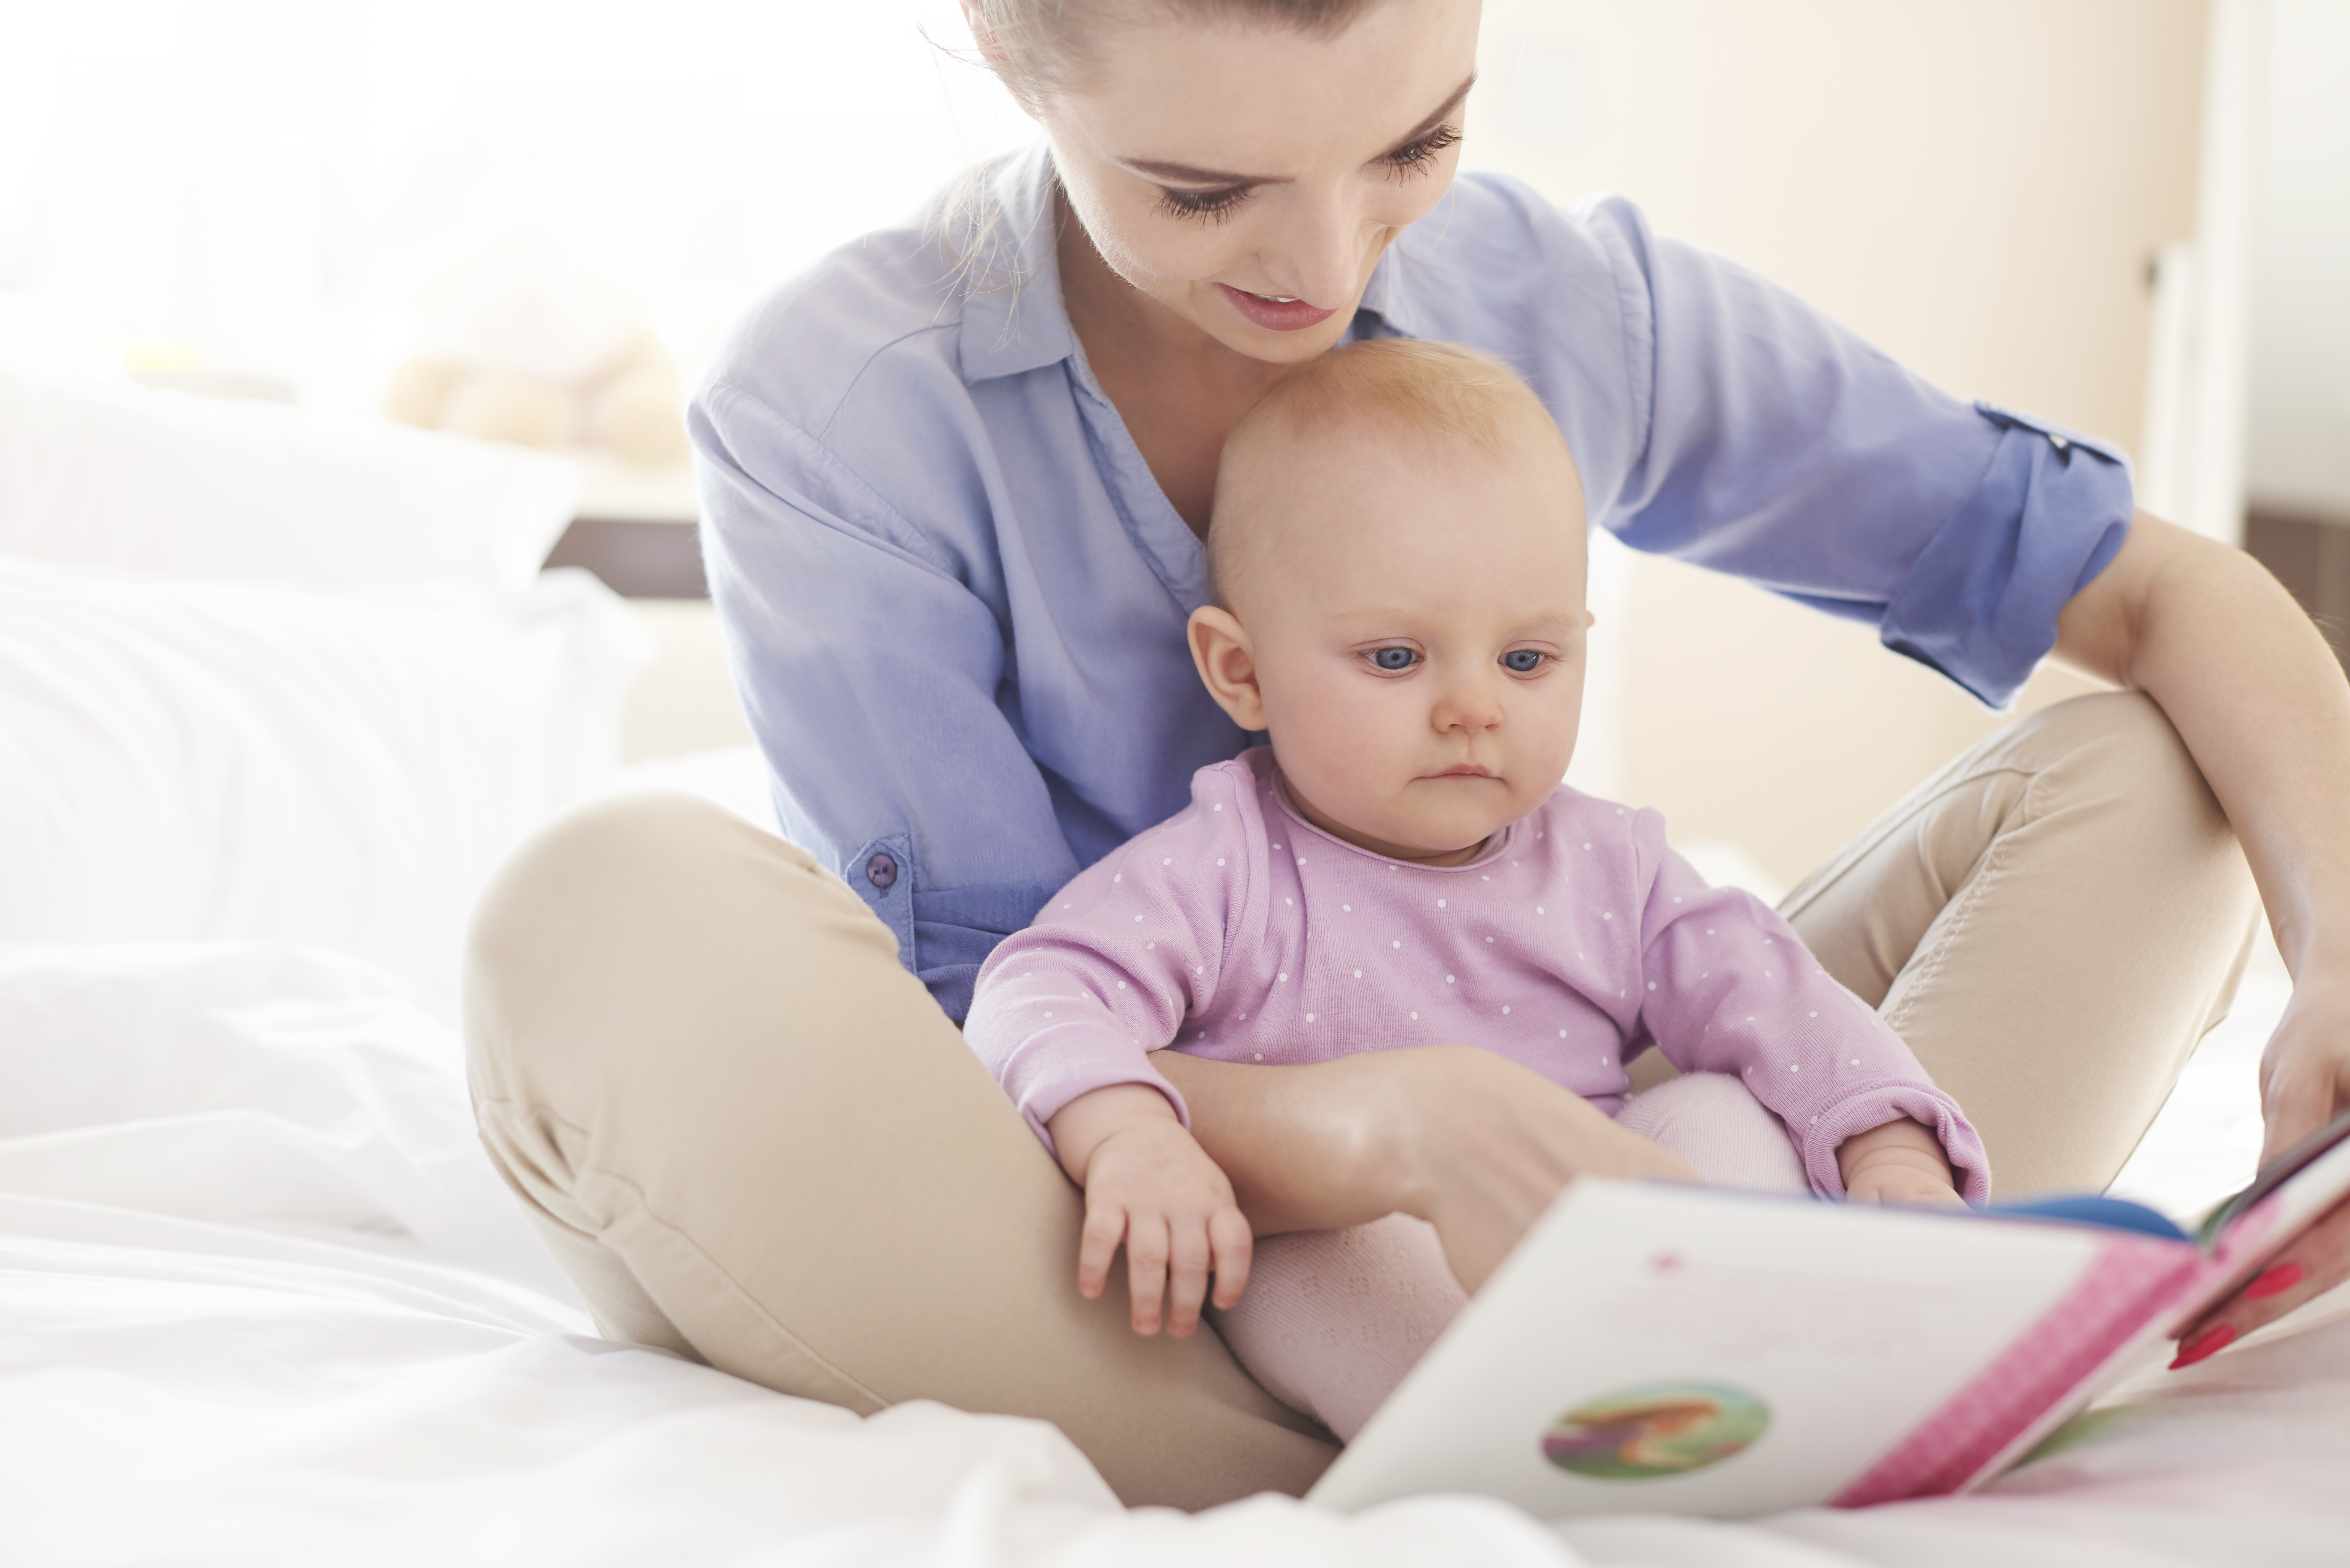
1256, 187, 1367, 310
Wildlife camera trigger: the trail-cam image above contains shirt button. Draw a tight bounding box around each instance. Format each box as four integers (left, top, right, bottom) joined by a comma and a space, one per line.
866, 852, 898, 890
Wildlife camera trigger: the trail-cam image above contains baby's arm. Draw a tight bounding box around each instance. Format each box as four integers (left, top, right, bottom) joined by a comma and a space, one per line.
1837, 1117, 1966, 1207
965, 773, 1264, 1333
1625, 812, 1991, 1202
1047, 1084, 1253, 1338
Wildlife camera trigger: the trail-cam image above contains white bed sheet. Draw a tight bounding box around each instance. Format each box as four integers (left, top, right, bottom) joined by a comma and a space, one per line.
3, 785, 2342, 1565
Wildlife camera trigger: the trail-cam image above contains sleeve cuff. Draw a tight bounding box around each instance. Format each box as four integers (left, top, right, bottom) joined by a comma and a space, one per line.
1800, 1085, 1994, 1205
1018, 1059, 1191, 1158
1879, 404, 2133, 708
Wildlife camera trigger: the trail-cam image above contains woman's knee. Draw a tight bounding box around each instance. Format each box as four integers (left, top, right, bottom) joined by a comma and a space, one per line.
1993, 691, 2215, 826
472, 790, 809, 958
1994, 690, 2252, 902
471, 789, 871, 995
462, 791, 886, 1097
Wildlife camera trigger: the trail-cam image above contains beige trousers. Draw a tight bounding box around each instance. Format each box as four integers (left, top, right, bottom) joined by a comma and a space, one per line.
465, 691, 2256, 1510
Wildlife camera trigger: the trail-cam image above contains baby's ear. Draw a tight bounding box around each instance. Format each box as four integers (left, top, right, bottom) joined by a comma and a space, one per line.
1187, 606, 1269, 731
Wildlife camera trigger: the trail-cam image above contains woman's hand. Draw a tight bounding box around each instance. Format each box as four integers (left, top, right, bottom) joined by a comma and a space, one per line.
1387, 1048, 1700, 1291
1046, 1084, 1253, 1338
2255, 952, 2350, 1173
2171, 954, 2350, 1365
1156, 1046, 1695, 1295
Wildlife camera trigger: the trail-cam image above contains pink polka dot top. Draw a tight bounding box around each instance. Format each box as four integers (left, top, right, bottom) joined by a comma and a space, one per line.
964, 747, 1988, 1200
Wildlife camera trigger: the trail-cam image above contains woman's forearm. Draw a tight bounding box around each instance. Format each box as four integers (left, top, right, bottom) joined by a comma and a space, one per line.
1155, 1045, 1699, 1290
1152, 1051, 1401, 1237
2050, 512, 2350, 1344
2054, 513, 2350, 976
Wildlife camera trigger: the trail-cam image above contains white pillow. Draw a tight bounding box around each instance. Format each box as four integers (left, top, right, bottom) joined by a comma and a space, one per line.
0, 367, 578, 595
0, 556, 648, 1010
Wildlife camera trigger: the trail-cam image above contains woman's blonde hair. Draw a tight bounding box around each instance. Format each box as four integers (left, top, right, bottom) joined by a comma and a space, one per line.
967, 0, 1379, 108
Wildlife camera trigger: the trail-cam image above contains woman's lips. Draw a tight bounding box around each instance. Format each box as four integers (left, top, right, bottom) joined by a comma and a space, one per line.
1216, 282, 1338, 333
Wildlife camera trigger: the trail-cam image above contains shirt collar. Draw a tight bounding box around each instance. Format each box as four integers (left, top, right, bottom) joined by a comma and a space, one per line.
955, 144, 1078, 384
952, 141, 1438, 382
1350, 245, 1417, 341
1349, 183, 1453, 342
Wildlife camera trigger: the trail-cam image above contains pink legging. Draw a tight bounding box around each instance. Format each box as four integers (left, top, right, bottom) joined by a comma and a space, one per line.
1209, 1071, 1810, 1441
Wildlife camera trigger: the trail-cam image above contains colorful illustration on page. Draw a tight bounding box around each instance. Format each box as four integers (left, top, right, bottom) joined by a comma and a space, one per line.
1543, 1382, 1770, 1479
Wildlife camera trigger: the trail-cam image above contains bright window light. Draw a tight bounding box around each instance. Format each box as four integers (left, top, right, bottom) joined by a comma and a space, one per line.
0, 1, 1031, 402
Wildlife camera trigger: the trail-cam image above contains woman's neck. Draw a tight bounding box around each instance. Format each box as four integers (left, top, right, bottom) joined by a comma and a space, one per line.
1055, 205, 1289, 539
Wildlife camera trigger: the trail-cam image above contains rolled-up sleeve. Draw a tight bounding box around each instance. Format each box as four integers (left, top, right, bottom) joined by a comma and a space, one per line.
693, 380, 1078, 1020
1566, 192, 2133, 708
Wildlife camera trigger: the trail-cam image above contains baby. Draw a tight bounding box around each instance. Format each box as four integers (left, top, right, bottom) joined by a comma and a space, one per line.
964, 339, 1988, 1440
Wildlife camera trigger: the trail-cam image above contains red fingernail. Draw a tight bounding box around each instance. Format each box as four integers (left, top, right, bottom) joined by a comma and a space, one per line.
2169, 1324, 2237, 1369
2245, 1262, 2305, 1301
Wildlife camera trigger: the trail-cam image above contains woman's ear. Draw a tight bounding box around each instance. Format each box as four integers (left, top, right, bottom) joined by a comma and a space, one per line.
960, 3, 1016, 79
958, 2, 1045, 122
1188, 605, 1269, 731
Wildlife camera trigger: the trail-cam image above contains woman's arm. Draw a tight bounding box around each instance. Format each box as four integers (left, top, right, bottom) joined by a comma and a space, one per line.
695, 380, 1085, 1022
1157, 1046, 1696, 1292
2052, 511, 2350, 1341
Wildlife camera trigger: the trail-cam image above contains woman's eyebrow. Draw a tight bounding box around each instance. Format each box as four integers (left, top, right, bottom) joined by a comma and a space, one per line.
1118, 72, 1478, 188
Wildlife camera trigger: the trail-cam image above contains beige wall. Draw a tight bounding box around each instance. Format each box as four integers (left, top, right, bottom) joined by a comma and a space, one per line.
1471, 0, 2207, 884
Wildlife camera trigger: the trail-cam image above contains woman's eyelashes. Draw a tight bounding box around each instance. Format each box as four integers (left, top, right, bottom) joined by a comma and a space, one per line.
1381, 124, 1462, 179
1154, 183, 1252, 225
1151, 125, 1463, 226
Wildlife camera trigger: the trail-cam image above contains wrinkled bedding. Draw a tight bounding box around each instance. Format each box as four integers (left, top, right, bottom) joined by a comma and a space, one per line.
1, 937, 2341, 1568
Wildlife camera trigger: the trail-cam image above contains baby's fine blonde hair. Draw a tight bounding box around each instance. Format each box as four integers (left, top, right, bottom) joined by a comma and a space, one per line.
1207, 338, 1571, 606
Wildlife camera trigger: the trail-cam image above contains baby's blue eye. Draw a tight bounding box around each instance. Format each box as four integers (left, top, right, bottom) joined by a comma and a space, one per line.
1372, 646, 1418, 672
1503, 650, 1544, 673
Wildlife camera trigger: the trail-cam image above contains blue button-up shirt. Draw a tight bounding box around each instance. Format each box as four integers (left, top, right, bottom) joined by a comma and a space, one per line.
691, 146, 2132, 1021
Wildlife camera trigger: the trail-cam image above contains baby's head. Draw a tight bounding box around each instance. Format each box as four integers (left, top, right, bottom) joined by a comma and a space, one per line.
1189, 339, 1590, 866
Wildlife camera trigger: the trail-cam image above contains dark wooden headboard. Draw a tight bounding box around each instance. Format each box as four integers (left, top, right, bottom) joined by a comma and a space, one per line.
542, 518, 708, 599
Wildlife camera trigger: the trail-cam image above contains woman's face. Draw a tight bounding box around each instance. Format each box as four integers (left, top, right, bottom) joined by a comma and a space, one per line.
1033, 0, 1482, 363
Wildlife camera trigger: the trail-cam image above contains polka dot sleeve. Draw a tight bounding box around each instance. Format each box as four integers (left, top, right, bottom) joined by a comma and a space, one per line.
1630, 813, 1992, 1202
963, 764, 1258, 1154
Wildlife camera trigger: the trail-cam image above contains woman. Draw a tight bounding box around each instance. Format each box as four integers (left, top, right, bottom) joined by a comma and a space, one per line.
465, 0, 2350, 1511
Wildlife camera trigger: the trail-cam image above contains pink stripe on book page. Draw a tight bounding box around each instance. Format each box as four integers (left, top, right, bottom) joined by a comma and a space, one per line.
1830, 1235, 2199, 1508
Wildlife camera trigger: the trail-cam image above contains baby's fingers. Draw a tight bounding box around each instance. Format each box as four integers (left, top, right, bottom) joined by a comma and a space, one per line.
1163, 1220, 1213, 1339
1076, 1201, 1129, 1302
1125, 1216, 1172, 1336
1209, 1207, 1254, 1311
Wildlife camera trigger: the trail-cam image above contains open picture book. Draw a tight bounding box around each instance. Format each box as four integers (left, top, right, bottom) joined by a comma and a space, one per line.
1309, 1109, 2350, 1518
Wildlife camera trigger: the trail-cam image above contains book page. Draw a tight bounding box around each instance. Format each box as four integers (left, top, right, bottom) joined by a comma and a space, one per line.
1313, 1181, 2107, 1518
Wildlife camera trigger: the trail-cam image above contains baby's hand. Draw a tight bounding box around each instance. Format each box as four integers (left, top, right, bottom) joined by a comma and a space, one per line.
1837, 1117, 1967, 1208
1047, 1085, 1253, 1337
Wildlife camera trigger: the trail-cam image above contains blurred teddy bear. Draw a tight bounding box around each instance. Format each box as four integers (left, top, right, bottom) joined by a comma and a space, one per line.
382, 230, 690, 467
